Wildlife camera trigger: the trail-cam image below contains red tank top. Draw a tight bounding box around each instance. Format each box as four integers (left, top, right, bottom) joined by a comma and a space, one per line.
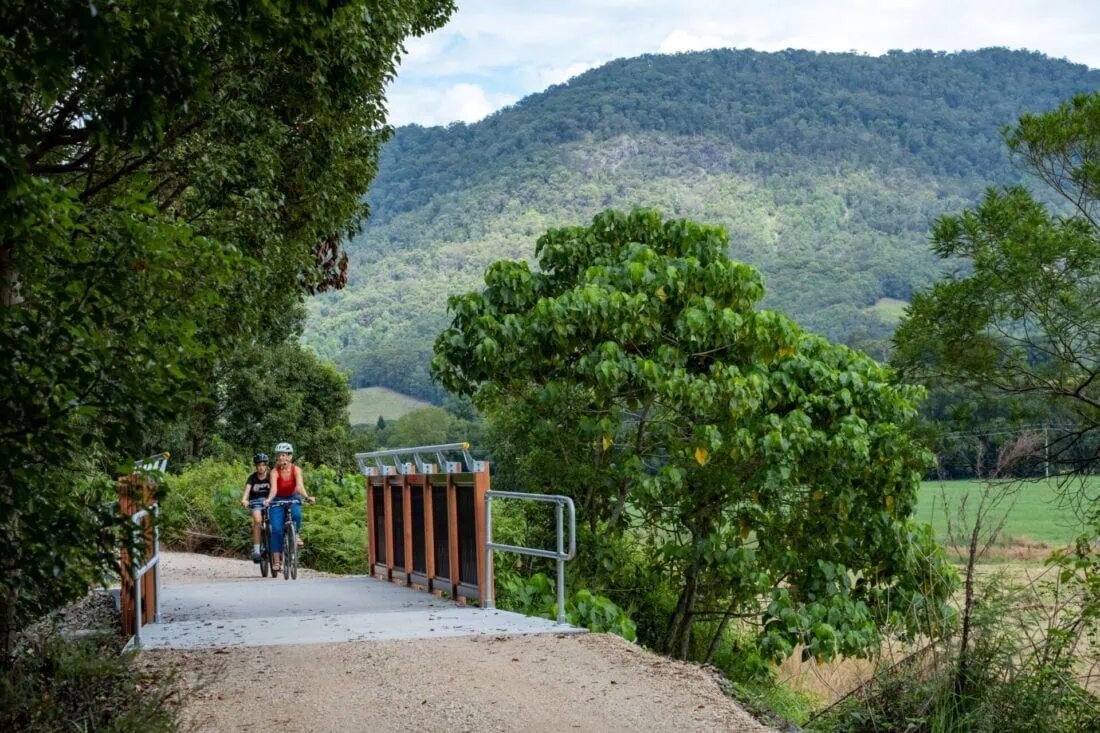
275, 466, 297, 497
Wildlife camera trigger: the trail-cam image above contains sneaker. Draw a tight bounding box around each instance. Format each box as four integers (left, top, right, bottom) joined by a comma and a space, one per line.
251, 550, 262, 563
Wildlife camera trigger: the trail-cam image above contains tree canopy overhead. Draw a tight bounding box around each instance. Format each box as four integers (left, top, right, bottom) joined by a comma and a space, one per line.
434, 209, 956, 663
0, 0, 454, 652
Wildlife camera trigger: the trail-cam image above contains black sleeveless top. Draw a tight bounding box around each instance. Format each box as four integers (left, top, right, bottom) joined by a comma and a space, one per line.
246, 472, 272, 501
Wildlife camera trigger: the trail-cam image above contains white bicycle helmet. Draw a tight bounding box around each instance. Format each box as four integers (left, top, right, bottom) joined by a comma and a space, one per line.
275, 441, 294, 454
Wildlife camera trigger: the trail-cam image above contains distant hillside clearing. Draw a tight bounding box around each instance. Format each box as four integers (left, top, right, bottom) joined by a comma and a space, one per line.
349, 387, 429, 425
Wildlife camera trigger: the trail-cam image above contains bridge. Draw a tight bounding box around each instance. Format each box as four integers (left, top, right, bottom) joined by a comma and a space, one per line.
120, 445, 581, 651
114, 450, 770, 731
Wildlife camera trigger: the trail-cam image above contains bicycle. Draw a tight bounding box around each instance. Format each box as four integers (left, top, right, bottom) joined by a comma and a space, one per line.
257, 504, 273, 578
268, 497, 312, 580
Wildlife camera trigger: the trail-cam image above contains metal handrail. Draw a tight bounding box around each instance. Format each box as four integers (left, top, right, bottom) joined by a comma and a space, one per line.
130, 503, 161, 647
484, 491, 576, 624
355, 442, 485, 476
136, 451, 171, 475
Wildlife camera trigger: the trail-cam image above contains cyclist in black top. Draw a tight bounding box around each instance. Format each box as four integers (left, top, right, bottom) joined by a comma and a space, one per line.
240, 453, 275, 562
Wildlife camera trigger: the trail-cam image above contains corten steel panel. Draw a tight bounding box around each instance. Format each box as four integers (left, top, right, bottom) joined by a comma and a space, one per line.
371, 484, 387, 566
431, 482, 450, 581
366, 482, 375, 568
383, 478, 394, 576
456, 485, 478, 586
410, 485, 427, 574
390, 485, 406, 570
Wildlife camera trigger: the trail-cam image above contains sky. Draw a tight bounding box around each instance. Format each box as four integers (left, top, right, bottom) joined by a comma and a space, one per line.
386, 0, 1100, 127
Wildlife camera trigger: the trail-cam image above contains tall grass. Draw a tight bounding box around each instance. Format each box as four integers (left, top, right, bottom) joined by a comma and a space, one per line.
808, 435, 1100, 731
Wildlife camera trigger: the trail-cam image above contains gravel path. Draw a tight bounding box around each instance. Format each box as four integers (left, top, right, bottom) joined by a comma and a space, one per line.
157, 633, 771, 732
160, 551, 339, 585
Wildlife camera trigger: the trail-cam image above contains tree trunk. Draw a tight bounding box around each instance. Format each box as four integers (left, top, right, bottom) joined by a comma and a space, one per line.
0, 583, 17, 661
955, 511, 982, 695
704, 599, 738, 664
190, 430, 204, 461
0, 241, 19, 307
666, 560, 700, 659
0, 507, 21, 659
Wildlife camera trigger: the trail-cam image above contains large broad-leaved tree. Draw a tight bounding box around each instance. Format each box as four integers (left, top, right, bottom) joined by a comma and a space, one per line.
434, 209, 956, 663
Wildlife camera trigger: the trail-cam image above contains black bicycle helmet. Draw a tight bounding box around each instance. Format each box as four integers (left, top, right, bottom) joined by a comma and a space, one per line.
253, 453, 269, 464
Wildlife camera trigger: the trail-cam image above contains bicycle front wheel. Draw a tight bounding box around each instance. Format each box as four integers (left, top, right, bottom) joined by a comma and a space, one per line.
261, 520, 272, 578
283, 523, 295, 580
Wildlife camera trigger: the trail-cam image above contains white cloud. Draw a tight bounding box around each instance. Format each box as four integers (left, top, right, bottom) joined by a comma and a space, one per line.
659, 29, 735, 54
526, 61, 601, 88
387, 83, 517, 127
387, 0, 1100, 126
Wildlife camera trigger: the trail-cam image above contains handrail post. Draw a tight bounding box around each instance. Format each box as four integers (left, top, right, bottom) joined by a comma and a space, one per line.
555, 501, 565, 624
153, 504, 162, 624
133, 553, 143, 648
483, 491, 575, 625
484, 492, 494, 610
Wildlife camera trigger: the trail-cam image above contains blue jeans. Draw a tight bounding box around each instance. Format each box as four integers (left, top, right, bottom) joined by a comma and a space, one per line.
269, 499, 301, 553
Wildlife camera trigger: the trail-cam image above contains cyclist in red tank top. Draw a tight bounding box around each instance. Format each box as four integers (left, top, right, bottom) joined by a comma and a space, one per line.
267, 441, 315, 574
274, 463, 297, 497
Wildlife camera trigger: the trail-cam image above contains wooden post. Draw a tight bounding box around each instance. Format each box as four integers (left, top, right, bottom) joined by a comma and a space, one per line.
423, 480, 435, 587
447, 474, 460, 600
118, 475, 136, 637
118, 472, 156, 636
473, 463, 491, 607
383, 476, 394, 581
403, 473, 414, 582
139, 476, 154, 625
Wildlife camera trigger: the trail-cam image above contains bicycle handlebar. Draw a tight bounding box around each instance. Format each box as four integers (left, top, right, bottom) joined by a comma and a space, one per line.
263, 497, 314, 508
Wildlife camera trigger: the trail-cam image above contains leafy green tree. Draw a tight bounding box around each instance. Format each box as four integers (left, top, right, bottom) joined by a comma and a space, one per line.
894, 93, 1100, 481
381, 407, 480, 450
376, 415, 387, 431
434, 209, 957, 662
0, 0, 454, 653
216, 343, 353, 467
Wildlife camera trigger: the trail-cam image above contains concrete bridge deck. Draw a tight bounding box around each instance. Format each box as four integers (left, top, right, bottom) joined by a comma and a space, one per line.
137, 573, 579, 650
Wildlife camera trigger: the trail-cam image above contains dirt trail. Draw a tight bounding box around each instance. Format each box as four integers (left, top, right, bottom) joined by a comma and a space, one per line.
157, 633, 770, 732
160, 550, 337, 585
152, 553, 771, 732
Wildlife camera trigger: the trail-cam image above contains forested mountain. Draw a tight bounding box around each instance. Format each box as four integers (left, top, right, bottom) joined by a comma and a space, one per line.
304, 48, 1100, 402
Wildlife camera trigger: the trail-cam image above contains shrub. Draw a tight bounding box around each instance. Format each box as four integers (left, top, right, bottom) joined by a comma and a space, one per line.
1, 631, 181, 732
498, 571, 637, 641
160, 459, 246, 551
808, 521, 1100, 732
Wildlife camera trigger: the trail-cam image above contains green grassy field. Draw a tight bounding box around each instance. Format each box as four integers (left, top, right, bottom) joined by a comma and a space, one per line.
865, 297, 910, 324
349, 387, 430, 425
915, 478, 1093, 547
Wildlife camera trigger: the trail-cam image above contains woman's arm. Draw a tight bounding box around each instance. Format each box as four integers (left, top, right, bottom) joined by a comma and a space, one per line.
264, 476, 277, 506
240, 479, 251, 507
295, 466, 314, 503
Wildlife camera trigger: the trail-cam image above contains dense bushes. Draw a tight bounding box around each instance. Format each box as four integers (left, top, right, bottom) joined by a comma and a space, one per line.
2, 631, 181, 732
